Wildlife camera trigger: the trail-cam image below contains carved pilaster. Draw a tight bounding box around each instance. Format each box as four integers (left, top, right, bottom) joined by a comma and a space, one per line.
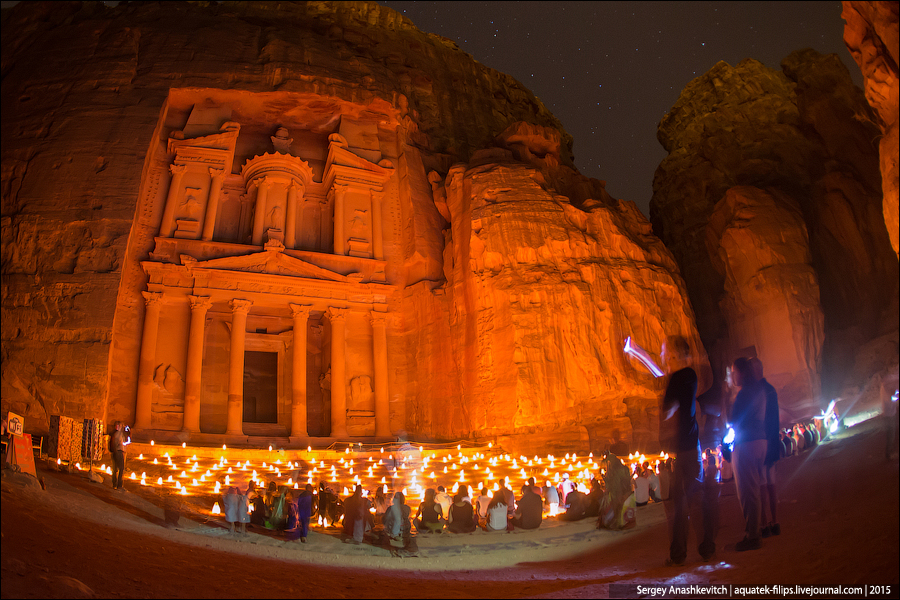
285, 181, 304, 249
134, 292, 166, 430
327, 307, 349, 438
251, 177, 272, 246
160, 164, 187, 238
225, 299, 252, 435
371, 189, 385, 260
290, 303, 312, 437
201, 168, 226, 241
183, 295, 212, 433
370, 312, 390, 437
333, 184, 348, 256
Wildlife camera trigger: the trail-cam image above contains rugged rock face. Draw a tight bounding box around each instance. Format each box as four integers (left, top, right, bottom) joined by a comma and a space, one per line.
404, 124, 710, 453
1, 1, 705, 452
842, 1, 899, 259
706, 186, 824, 418
651, 49, 898, 415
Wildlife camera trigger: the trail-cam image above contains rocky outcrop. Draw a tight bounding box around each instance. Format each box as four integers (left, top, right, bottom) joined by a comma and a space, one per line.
651, 50, 898, 415
404, 124, 709, 452
842, 1, 899, 259
706, 186, 824, 418
2, 1, 704, 452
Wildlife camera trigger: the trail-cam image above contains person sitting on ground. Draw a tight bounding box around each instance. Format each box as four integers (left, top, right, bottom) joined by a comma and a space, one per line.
499, 480, 516, 519
559, 485, 589, 521
435, 485, 453, 522
558, 473, 576, 507
657, 458, 672, 500
342, 485, 368, 544
647, 465, 662, 502
383, 491, 412, 555
633, 468, 651, 507
513, 484, 543, 530
414, 488, 445, 533
373, 486, 389, 526
250, 486, 269, 527
484, 492, 509, 532
459, 484, 473, 504
526, 477, 541, 497
585, 477, 604, 517
448, 491, 477, 533
543, 480, 560, 514
475, 486, 491, 528
285, 490, 299, 531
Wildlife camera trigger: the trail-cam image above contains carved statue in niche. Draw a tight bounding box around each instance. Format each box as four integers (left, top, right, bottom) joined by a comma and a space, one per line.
349, 209, 368, 238
153, 364, 185, 395
271, 126, 293, 154
266, 203, 283, 230
350, 375, 373, 409
179, 187, 204, 219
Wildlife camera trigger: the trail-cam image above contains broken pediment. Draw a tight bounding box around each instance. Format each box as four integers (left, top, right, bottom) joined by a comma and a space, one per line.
184, 246, 352, 282
167, 121, 241, 155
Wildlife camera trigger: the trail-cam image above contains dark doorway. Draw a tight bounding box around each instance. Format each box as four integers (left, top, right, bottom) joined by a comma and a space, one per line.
243, 351, 278, 423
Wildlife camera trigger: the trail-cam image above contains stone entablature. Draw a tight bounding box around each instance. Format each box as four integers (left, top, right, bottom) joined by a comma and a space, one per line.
135, 117, 398, 442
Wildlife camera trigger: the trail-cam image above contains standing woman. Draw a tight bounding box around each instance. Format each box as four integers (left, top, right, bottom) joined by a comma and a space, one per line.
729, 356, 767, 551
110, 421, 126, 491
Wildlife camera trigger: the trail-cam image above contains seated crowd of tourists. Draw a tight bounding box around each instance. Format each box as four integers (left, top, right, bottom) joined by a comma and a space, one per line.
221, 452, 678, 547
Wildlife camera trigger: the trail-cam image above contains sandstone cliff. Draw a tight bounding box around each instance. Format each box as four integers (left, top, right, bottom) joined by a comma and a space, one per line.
842, 1, 899, 259
651, 49, 899, 416
1, 1, 704, 452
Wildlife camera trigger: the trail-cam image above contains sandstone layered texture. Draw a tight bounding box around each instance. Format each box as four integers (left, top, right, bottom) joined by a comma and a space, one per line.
651, 49, 899, 417
1, 1, 705, 452
842, 1, 900, 259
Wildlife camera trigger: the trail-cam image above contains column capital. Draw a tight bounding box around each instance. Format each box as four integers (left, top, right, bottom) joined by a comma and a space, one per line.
333, 183, 348, 199
290, 303, 313, 319
141, 291, 166, 307
326, 306, 350, 323
170, 163, 187, 176
288, 180, 305, 194
188, 295, 213, 312
230, 298, 253, 314
369, 311, 390, 327
209, 167, 226, 179
370, 189, 385, 202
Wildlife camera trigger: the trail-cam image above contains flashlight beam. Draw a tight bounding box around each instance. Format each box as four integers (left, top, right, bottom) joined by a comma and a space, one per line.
624, 337, 664, 377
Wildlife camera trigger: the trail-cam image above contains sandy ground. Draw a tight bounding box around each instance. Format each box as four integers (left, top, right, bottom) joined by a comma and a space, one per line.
2, 418, 898, 599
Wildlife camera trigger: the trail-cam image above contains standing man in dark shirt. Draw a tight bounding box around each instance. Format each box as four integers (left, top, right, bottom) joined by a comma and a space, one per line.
660, 336, 717, 566
730, 357, 767, 551
752, 358, 781, 537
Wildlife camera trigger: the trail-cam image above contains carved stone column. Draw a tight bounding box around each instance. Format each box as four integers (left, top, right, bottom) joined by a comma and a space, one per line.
201, 168, 226, 241
134, 292, 165, 430
226, 299, 253, 436
285, 182, 303, 249
371, 190, 384, 260
333, 184, 347, 256
160, 164, 187, 238
370, 312, 391, 437
251, 177, 271, 246
290, 304, 311, 437
327, 307, 349, 438
182, 295, 212, 433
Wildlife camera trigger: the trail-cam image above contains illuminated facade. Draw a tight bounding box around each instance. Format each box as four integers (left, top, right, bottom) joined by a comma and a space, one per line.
127, 107, 396, 443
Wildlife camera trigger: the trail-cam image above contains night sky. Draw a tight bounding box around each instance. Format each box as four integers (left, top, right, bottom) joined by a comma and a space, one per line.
377, 1, 863, 216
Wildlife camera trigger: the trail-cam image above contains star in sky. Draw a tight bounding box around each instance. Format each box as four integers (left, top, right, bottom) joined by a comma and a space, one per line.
378, 1, 861, 216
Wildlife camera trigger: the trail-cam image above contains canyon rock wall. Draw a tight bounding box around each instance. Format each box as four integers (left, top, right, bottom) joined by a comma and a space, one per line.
842, 1, 899, 259
651, 49, 899, 416
1, 1, 705, 452
404, 124, 709, 453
